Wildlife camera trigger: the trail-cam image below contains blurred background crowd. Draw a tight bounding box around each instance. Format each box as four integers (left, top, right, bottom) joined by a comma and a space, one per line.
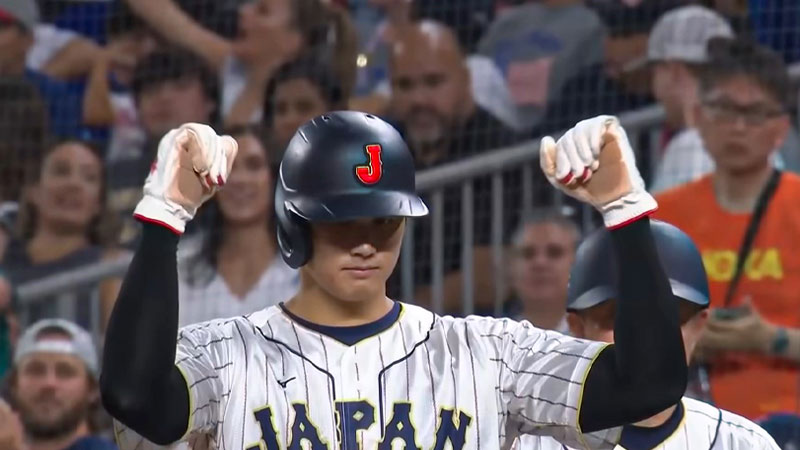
2, 0, 800, 448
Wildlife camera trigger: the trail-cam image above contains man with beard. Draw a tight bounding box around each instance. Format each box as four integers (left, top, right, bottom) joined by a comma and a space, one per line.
387, 20, 527, 314
388, 19, 521, 167
8, 319, 116, 450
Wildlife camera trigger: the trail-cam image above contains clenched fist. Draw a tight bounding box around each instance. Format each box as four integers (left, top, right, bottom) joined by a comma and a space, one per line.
540, 115, 657, 229
133, 123, 238, 234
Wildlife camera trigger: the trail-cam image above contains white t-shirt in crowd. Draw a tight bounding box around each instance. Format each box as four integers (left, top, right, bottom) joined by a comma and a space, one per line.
177, 252, 299, 327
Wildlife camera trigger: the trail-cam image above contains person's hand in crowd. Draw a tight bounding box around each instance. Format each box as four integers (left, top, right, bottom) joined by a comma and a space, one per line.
233, 1, 302, 74
0, 276, 10, 312
0, 398, 25, 450
102, 41, 140, 79
698, 296, 778, 357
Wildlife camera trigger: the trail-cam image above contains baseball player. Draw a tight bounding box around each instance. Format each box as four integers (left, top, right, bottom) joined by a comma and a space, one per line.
101, 112, 687, 449
516, 220, 780, 449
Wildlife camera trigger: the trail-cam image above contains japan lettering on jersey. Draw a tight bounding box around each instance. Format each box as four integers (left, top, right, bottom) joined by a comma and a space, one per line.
514, 397, 779, 450
112, 303, 624, 450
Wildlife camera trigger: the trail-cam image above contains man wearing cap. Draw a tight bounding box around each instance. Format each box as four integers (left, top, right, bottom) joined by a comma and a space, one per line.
648, 6, 800, 192
648, 5, 734, 193
7, 319, 117, 450
648, 6, 733, 142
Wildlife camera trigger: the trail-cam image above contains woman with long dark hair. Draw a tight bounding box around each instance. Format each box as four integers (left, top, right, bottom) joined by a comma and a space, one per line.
261, 55, 348, 157
177, 126, 298, 326
1, 140, 123, 332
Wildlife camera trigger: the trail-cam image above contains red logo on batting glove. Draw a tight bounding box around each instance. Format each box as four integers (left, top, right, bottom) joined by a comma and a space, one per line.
355, 144, 383, 185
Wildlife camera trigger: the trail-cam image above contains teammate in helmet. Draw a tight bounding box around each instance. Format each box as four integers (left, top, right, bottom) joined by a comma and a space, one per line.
516, 220, 779, 449
103, 113, 692, 449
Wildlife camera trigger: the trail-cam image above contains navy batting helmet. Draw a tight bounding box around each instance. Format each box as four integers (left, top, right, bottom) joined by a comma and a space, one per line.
275, 111, 429, 268
567, 219, 709, 311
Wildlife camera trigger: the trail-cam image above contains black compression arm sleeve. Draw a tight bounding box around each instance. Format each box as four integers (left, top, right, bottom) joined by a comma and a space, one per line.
578, 217, 687, 433
100, 223, 189, 444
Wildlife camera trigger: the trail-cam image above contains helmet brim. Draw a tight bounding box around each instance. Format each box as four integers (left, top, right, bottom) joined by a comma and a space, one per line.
286, 190, 429, 222
567, 279, 710, 312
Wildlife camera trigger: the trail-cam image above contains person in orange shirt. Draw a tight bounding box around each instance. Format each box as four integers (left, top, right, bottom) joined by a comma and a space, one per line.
655, 37, 800, 420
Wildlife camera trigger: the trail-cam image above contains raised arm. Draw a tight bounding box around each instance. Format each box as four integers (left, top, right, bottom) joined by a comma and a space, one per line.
100, 124, 237, 444
580, 217, 685, 431
100, 223, 186, 444
124, 0, 231, 69
539, 116, 686, 432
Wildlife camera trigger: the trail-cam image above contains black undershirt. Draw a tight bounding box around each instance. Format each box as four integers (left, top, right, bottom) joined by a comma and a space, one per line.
100, 217, 685, 444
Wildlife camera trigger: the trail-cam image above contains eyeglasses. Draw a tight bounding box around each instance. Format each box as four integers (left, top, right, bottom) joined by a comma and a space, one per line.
701, 98, 786, 127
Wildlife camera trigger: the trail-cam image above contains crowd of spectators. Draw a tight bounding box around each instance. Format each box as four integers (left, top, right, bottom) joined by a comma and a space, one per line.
2, 0, 800, 447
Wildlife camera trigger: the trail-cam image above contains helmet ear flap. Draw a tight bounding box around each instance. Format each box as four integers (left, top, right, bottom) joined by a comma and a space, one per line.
275, 183, 312, 268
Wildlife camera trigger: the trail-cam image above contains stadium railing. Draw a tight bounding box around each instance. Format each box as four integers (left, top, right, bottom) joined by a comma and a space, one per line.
14, 54, 800, 336
13, 103, 664, 339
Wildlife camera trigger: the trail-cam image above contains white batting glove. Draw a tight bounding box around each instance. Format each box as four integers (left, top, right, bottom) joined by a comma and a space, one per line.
133, 123, 238, 234
540, 115, 657, 229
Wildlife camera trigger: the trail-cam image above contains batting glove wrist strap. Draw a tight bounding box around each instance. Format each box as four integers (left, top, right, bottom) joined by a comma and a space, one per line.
599, 191, 658, 230
133, 124, 237, 235
134, 196, 192, 234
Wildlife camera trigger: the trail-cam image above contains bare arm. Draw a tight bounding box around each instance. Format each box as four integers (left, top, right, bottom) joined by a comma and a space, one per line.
41, 36, 103, 80
82, 52, 115, 126
124, 0, 231, 69
223, 66, 275, 128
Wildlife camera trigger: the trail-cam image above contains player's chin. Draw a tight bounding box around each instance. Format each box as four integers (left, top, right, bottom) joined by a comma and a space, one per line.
335, 275, 386, 301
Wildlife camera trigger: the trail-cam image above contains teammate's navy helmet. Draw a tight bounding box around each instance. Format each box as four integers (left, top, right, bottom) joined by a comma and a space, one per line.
275, 111, 429, 268
567, 219, 709, 311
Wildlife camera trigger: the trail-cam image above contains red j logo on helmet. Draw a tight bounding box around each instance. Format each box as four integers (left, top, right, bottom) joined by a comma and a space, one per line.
355, 144, 383, 185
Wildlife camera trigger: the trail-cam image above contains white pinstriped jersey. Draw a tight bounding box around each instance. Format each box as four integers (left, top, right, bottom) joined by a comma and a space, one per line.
113, 303, 624, 450
513, 397, 779, 449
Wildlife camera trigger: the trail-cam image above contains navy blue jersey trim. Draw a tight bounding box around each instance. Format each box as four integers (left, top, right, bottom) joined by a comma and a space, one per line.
619, 401, 684, 449
279, 301, 402, 346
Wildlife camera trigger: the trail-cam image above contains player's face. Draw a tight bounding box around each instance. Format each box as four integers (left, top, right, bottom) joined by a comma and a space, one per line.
566, 312, 614, 343
568, 307, 709, 364
305, 217, 405, 302
697, 75, 789, 175
272, 79, 329, 146
216, 134, 273, 225
32, 142, 103, 235
137, 77, 216, 138
13, 349, 94, 439
680, 310, 708, 361
510, 222, 575, 308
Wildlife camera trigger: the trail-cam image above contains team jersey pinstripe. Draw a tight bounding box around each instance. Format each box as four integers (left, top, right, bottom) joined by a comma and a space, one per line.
513, 397, 779, 449
113, 303, 624, 450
